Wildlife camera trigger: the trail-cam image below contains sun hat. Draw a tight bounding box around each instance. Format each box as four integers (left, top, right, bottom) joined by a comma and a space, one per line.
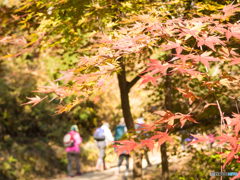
70, 125, 79, 132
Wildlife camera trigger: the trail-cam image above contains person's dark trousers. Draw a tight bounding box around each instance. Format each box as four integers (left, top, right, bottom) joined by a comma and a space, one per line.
118, 154, 130, 170
96, 140, 106, 170
67, 152, 81, 176
144, 149, 151, 166
210, 142, 214, 149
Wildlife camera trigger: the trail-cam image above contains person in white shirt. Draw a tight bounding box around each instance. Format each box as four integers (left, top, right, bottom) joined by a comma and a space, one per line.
95, 121, 114, 171
101, 122, 114, 145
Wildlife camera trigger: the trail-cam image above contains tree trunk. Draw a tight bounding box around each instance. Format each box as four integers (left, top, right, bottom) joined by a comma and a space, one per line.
117, 62, 142, 180
133, 149, 143, 180
161, 53, 172, 180
117, 64, 134, 130
161, 142, 169, 180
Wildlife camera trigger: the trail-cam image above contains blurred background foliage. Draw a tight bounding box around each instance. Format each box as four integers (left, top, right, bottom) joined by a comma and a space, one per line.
0, 0, 151, 178
1, 0, 240, 179
0, 45, 101, 179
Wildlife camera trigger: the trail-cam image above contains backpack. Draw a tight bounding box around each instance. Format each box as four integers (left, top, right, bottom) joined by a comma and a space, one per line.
115, 125, 125, 141
63, 132, 74, 147
93, 127, 105, 141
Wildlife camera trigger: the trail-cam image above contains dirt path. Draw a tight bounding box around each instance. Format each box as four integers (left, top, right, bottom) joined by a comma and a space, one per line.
52, 151, 163, 180
51, 146, 196, 180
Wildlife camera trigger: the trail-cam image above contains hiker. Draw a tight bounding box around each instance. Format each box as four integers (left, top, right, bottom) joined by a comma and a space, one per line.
94, 121, 114, 171
64, 125, 82, 178
182, 134, 197, 151
114, 117, 130, 176
182, 136, 192, 151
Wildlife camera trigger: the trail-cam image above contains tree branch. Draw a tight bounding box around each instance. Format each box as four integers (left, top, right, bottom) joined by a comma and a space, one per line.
172, 115, 222, 133
127, 69, 148, 92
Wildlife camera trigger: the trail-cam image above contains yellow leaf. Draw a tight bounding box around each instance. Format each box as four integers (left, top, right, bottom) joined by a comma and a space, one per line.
189, 96, 195, 105
77, 17, 86, 26
0, 54, 14, 59
219, 79, 231, 87
197, 74, 203, 81
121, 2, 132, 8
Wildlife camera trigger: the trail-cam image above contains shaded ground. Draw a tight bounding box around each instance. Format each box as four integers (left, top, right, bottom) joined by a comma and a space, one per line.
51, 150, 162, 180
50, 143, 211, 180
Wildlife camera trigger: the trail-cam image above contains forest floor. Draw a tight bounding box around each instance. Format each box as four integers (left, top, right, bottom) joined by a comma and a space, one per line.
50, 146, 196, 180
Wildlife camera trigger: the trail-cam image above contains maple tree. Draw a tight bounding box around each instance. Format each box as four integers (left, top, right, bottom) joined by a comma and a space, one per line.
59, 2, 240, 179
1, 0, 166, 179
3, 0, 240, 179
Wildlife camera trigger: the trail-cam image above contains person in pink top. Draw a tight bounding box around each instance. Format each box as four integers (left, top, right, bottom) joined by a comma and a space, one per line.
66, 125, 82, 178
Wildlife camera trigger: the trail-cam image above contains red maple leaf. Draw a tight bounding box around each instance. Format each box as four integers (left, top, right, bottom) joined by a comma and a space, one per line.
55, 70, 74, 85
228, 113, 240, 135
222, 145, 240, 170
139, 75, 158, 87
178, 114, 198, 128
139, 139, 155, 153
160, 40, 184, 55
154, 110, 176, 124
96, 79, 105, 88
212, 24, 227, 34
219, 47, 239, 57
225, 117, 233, 126
190, 51, 220, 69
185, 69, 202, 78
215, 134, 238, 150
173, 64, 201, 79
186, 134, 211, 146
144, 58, 172, 75
98, 62, 115, 71
222, 2, 240, 15
230, 57, 240, 65
133, 34, 149, 42
192, 17, 210, 23
33, 81, 59, 94
150, 132, 173, 149
226, 25, 240, 41
134, 122, 157, 135
173, 84, 200, 105
178, 26, 200, 40
77, 56, 98, 67
21, 95, 48, 107
154, 110, 168, 116
73, 75, 90, 84
197, 35, 225, 52
113, 139, 138, 156
99, 34, 113, 44
171, 54, 189, 66
223, 149, 236, 169
163, 113, 182, 131
226, 28, 233, 41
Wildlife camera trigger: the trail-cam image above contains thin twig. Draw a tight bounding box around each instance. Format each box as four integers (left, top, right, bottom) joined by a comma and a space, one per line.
215, 90, 235, 100
205, 65, 223, 177
187, 91, 211, 115
235, 98, 240, 114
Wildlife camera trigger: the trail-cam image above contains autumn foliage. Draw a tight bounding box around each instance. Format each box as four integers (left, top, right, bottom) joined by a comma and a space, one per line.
2, 1, 240, 179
